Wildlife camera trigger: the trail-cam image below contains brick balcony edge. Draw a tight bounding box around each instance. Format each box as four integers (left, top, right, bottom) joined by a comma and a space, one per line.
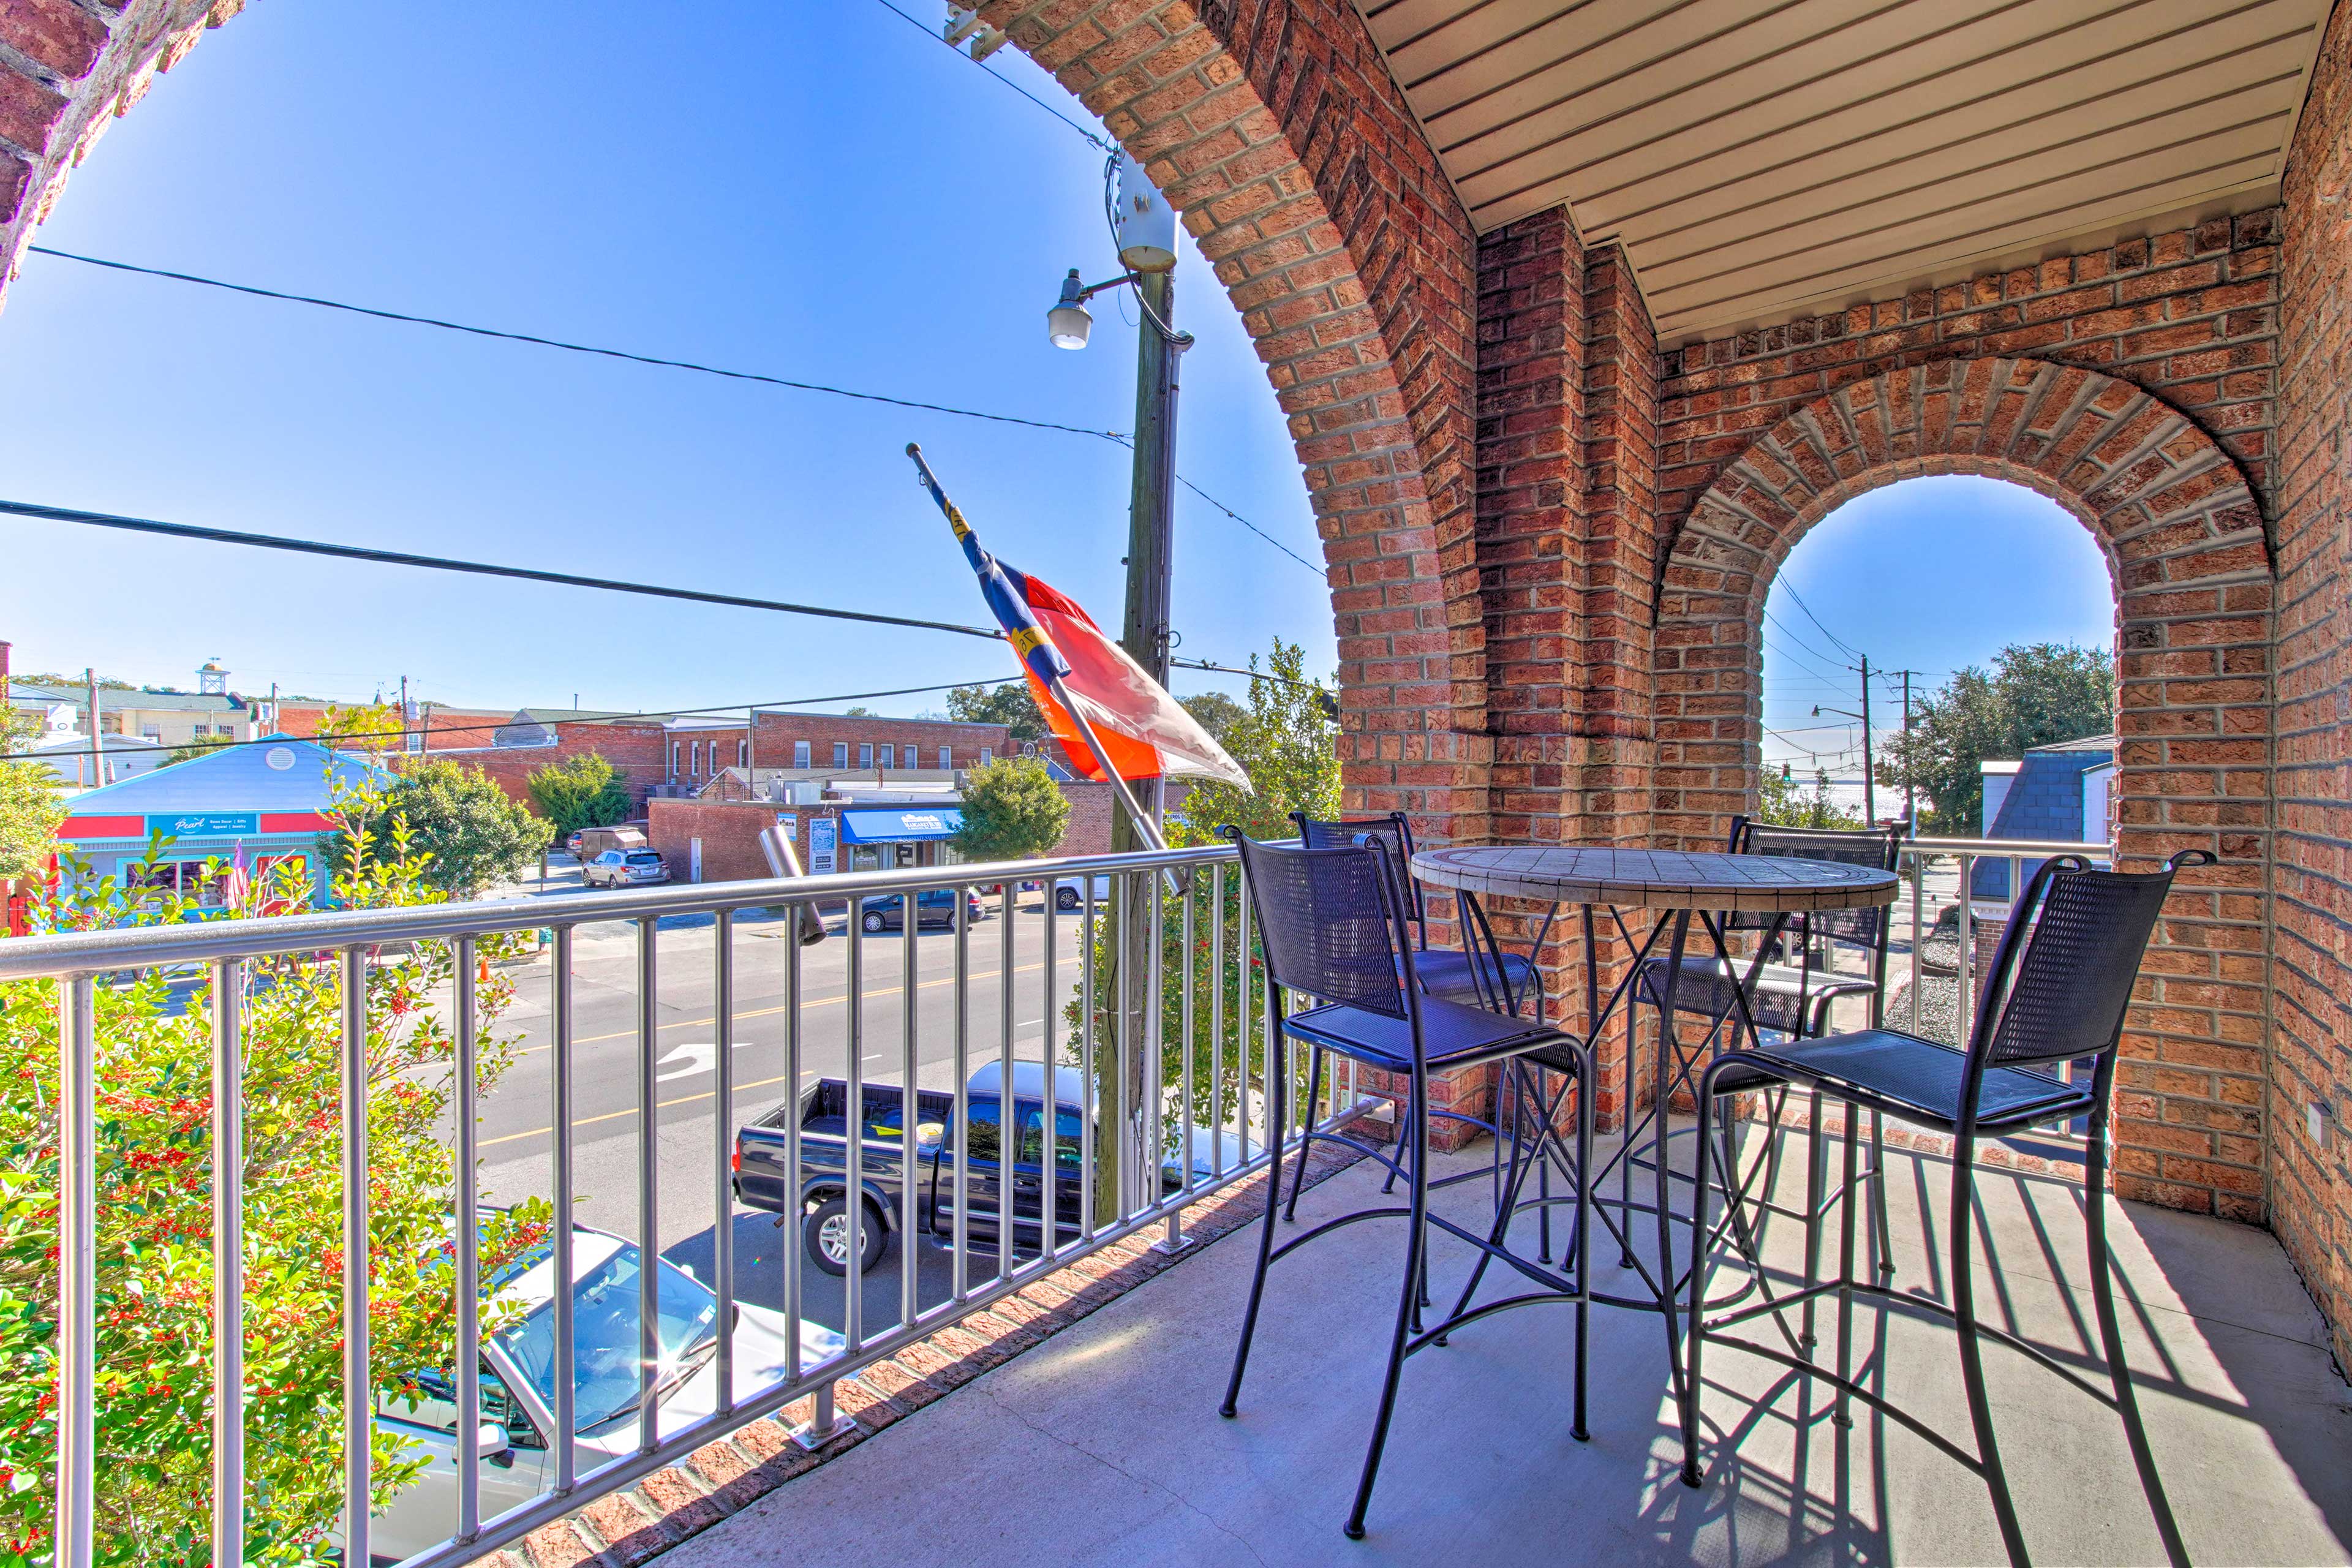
495, 1139, 1374, 1568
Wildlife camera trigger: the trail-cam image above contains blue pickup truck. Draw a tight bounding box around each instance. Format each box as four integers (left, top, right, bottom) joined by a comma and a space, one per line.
732, 1062, 1237, 1275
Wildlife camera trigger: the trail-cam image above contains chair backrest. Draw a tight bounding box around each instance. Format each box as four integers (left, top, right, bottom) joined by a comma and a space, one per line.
1966, 851, 2209, 1080
1726, 816, 1905, 951
1292, 811, 1425, 944
1227, 828, 1413, 1023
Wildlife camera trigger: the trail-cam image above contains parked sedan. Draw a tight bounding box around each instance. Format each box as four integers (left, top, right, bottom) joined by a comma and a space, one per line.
858, 888, 987, 932
1054, 873, 1113, 911
368, 1223, 842, 1564
582, 848, 668, 889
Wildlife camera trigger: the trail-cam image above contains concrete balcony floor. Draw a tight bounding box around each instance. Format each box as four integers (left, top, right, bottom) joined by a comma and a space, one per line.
666, 1126, 2352, 1567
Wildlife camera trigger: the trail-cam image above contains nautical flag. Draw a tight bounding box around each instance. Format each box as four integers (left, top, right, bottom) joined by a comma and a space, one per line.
944, 499, 1249, 790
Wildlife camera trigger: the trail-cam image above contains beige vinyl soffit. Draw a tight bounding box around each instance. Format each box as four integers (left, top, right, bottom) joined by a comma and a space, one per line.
1354, 0, 2327, 339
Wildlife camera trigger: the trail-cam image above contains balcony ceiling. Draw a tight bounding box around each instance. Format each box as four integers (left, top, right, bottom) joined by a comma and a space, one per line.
1355, 0, 2331, 340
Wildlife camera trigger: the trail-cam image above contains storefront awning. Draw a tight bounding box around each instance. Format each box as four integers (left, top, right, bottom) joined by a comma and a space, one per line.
839, 807, 963, 844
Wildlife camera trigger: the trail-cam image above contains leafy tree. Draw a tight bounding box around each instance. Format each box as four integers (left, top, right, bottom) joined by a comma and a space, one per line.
1875, 643, 2114, 834
949, 756, 1071, 862
946, 681, 1049, 744
383, 757, 548, 897
1177, 691, 1246, 747
1757, 766, 1863, 829
526, 752, 631, 837
312, 701, 407, 764
0, 705, 63, 879
842, 706, 875, 718
1162, 639, 1337, 846
0, 778, 547, 1563
1063, 640, 1337, 1181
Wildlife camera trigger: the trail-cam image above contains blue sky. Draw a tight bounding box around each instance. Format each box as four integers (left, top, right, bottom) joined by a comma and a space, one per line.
0, 5, 2111, 758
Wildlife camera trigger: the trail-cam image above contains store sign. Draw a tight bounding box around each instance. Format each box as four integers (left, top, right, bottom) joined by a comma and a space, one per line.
148, 812, 258, 837
774, 813, 798, 837
808, 817, 837, 875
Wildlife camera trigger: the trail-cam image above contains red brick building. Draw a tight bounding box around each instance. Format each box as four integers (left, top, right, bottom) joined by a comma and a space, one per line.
277, 699, 1016, 818
18, 0, 2352, 1374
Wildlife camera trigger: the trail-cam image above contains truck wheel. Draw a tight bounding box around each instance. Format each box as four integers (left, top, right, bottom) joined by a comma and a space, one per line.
1056, 888, 1079, 911
804, 1195, 887, 1276
861, 910, 886, 933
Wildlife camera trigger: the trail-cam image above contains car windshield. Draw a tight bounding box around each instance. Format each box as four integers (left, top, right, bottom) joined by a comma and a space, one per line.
496, 1241, 720, 1431
625, 853, 660, 865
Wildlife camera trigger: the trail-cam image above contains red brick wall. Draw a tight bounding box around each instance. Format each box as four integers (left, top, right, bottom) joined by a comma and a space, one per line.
646, 798, 789, 885
1657, 216, 2282, 530
984, 0, 1491, 853
745, 711, 1009, 773
2272, 0, 2352, 1377
0, 0, 235, 284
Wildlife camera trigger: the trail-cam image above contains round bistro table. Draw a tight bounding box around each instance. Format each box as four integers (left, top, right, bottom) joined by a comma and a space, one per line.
1411, 845, 1900, 1400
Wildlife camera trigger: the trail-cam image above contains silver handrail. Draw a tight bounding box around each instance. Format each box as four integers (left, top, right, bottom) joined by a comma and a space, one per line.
1887, 834, 2111, 1050
26, 840, 1360, 1568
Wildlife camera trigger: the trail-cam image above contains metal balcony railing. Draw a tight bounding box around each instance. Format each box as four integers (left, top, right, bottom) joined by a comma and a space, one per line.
1892, 835, 2114, 1047
2, 842, 1368, 1568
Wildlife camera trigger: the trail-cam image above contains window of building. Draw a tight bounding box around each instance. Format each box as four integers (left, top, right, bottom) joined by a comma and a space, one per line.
939, 746, 952, 769
859, 743, 873, 769
140, 726, 160, 742
980, 747, 992, 765
834, 742, 849, 769
795, 741, 811, 769
670, 742, 680, 778
737, 739, 747, 769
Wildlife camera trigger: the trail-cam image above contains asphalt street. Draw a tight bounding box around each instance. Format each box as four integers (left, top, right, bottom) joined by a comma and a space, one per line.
470, 897, 1090, 1340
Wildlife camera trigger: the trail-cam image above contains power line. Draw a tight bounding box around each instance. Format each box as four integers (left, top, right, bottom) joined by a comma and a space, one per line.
1173, 476, 1321, 575
23, 246, 1326, 578
3, 679, 1000, 766
1760, 610, 1850, 674
27, 246, 1124, 445
1775, 578, 1864, 662
0, 497, 1007, 641
866, 0, 1112, 151
0, 497, 1329, 729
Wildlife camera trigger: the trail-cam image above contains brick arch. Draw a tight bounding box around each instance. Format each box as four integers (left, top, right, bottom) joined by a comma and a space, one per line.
0, 0, 1491, 837
1654, 355, 2272, 863
1653, 355, 2274, 1219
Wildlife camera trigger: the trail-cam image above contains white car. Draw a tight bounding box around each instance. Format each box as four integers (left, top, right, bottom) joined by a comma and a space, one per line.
370, 1224, 842, 1563
1053, 873, 1114, 911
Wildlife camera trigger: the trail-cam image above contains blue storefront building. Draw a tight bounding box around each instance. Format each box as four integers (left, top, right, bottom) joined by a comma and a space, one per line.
53, 735, 391, 908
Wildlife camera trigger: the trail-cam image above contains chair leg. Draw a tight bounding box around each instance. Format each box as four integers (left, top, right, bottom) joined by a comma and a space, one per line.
1284, 1044, 1325, 1221
1832, 1106, 1859, 1430
1870, 1107, 1896, 1279
2086, 1116, 2191, 1567
1344, 1071, 1431, 1539
1948, 1134, 2032, 1566
1570, 1047, 1592, 1442
1220, 1021, 1291, 1420
1680, 1066, 1720, 1487
1800, 1088, 1825, 1355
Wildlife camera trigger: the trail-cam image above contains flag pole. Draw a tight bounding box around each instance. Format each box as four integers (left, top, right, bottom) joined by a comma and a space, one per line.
905, 443, 1169, 854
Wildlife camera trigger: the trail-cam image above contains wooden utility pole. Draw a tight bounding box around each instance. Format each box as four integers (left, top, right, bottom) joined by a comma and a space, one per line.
1101, 264, 1183, 1224
1857, 654, 1875, 827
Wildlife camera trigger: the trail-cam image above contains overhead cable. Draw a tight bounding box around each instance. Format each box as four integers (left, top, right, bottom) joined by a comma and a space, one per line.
24, 246, 1325, 578
865, 0, 1112, 151
0, 498, 1006, 641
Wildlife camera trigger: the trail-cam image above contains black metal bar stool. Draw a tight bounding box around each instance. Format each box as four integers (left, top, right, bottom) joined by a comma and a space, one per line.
1218, 827, 1594, 1539
1286, 812, 1542, 1219
1679, 850, 2211, 1568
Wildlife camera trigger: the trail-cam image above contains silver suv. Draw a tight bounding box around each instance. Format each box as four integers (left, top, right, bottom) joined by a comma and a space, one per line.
583, 848, 668, 888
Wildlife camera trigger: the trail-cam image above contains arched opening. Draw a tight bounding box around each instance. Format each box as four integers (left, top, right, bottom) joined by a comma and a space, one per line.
1655, 353, 2273, 1216
1756, 473, 2121, 1042
1757, 474, 2118, 835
